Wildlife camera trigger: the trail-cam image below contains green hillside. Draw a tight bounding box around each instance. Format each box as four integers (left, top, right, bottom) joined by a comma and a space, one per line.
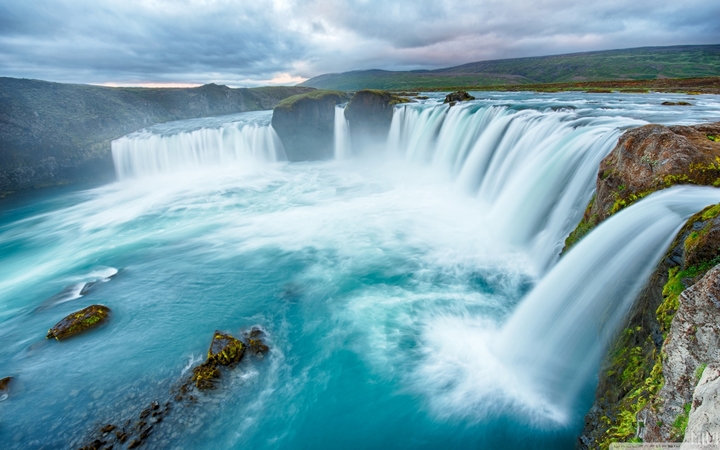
300, 45, 720, 91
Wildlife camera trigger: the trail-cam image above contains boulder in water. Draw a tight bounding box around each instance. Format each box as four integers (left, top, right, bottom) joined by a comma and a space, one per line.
46, 304, 111, 340
188, 330, 246, 390
206, 330, 245, 366
443, 91, 475, 105
0, 376, 12, 393
244, 327, 270, 355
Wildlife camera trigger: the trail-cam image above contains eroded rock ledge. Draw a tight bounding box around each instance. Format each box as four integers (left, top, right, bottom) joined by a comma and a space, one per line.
576, 121, 720, 449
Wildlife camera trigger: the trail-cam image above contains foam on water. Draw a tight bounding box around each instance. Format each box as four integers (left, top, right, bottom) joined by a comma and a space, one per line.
2, 93, 720, 448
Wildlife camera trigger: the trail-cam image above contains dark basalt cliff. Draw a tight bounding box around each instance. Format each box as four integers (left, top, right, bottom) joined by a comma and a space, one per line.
271, 89, 410, 160
575, 122, 720, 448
343, 90, 409, 154
271, 90, 350, 161
0, 77, 313, 197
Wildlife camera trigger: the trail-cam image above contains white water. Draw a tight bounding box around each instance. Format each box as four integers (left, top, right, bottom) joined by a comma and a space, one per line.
112, 111, 285, 179
381, 102, 643, 271
499, 186, 720, 419
333, 105, 352, 159
86, 93, 720, 433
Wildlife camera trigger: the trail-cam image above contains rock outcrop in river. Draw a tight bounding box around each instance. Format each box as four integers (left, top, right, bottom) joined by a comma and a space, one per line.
0, 77, 313, 197
343, 90, 409, 154
578, 121, 720, 448
271, 90, 350, 161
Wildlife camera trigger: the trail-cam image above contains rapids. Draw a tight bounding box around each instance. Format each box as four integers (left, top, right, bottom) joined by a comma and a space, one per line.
2, 92, 720, 449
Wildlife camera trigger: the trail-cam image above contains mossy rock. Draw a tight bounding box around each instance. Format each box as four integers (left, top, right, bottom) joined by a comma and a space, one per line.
191, 361, 221, 390
207, 330, 245, 367
46, 304, 110, 340
443, 91, 475, 104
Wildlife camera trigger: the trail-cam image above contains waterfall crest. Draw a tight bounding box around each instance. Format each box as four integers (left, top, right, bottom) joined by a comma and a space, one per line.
339, 102, 645, 271
112, 112, 285, 179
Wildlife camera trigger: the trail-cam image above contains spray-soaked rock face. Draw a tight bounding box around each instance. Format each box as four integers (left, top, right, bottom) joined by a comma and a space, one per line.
343, 90, 410, 154
271, 90, 350, 161
565, 122, 720, 250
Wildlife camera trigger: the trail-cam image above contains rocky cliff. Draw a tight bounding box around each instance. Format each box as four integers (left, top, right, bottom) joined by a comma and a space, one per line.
271, 90, 350, 161
0, 77, 313, 196
576, 121, 720, 448
271, 89, 410, 160
343, 90, 409, 153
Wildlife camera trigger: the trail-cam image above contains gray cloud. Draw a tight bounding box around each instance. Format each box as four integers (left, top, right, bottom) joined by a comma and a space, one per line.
0, 0, 718, 86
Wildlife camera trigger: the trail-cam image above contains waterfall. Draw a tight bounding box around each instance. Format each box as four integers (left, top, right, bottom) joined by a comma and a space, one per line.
112, 112, 285, 179
340, 102, 645, 271
496, 186, 720, 416
333, 105, 352, 159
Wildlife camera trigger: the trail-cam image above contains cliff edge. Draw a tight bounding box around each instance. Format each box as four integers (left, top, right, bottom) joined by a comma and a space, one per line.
576, 121, 720, 448
0, 77, 313, 197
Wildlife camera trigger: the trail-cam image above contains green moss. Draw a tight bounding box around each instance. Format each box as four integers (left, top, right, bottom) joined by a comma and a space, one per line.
671, 403, 692, 440
563, 196, 597, 251
275, 90, 348, 110
47, 304, 110, 340
600, 343, 665, 449
610, 189, 654, 215
696, 363, 707, 380
701, 203, 720, 220
191, 362, 221, 390
708, 135, 720, 142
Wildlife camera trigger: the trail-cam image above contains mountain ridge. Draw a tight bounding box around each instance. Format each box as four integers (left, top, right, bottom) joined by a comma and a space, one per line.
300, 44, 720, 90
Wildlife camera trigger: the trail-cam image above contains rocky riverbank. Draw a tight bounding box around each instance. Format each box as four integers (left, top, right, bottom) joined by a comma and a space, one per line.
0, 77, 313, 197
576, 121, 720, 448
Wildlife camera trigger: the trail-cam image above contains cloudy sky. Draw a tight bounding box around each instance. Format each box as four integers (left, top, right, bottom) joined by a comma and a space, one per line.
0, 0, 718, 87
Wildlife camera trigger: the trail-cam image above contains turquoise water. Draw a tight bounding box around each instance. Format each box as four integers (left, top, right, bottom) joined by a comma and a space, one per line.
0, 164, 566, 449
2, 92, 720, 449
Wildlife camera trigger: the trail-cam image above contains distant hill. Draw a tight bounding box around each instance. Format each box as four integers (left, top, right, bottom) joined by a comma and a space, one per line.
300, 45, 720, 91
0, 78, 313, 196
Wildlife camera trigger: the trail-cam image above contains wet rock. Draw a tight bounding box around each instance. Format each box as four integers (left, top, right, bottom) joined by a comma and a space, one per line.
662, 101, 692, 106
684, 364, 720, 445
638, 265, 720, 442
344, 90, 409, 153
46, 304, 110, 340
443, 90, 475, 105
0, 376, 12, 392
190, 362, 221, 390
207, 330, 245, 366
244, 327, 270, 355
271, 90, 350, 161
100, 424, 116, 434
565, 121, 720, 250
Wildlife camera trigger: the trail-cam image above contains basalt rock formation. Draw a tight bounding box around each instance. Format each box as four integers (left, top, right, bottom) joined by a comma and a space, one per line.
576, 121, 720, 449
271, 90, 350, 161
565, 122, 720, 250
0, 77, 313, 197
343, 90, 410, 153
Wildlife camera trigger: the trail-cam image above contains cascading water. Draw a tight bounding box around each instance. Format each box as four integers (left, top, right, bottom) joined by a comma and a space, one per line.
112, 111, 285, 179
333, 105, 351, 159
498, 186, 720, 419
3, 92, 720, 449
